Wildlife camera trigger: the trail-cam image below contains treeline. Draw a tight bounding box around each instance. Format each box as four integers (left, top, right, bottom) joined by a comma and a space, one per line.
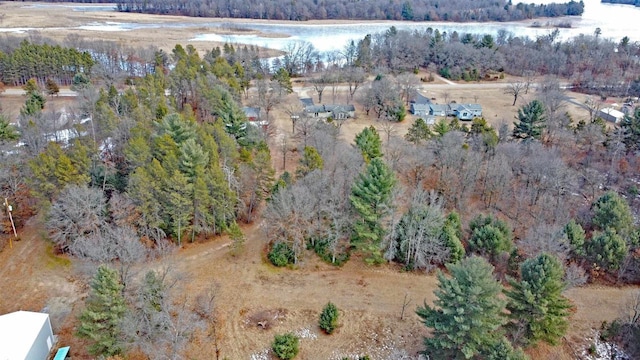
601, 0, 640, 5
352, 27, 640, 97
0, 34, 269, 89
112, 0, 584, 22
0, 40, 94, 86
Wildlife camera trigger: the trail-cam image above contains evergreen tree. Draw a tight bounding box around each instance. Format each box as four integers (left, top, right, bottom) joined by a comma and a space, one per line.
0, 114, 19, 143
77, 265, 127, 357
587, 228, 628, 271
401, 1, 414, 20
440, 223, 465, 263
350, 158, 396, 263
404, 117, 431, 144
433, 118, 450, 137
272, 333, 299, 360
563, 219, 586, 257
217, 90, 248, 142
416, 256, 509, 359
272, 67, 293, 94
506, 253, 572, 346
21, 78, 46, 116
319, 302, 339, 334
486, 338, 529, 360
228, 221, 245, 255
354, 125, 382, 162
296, 146, 324, 178
591, 191, 635, 240
621, 107, 640, 152
468, 214, 514, 258
513, 100, 546, 140
166, 170, 193, 245
28, 142, 90, 202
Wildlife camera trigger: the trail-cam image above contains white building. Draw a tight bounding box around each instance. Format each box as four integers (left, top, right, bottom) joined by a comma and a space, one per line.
0, 311, 55, 360
598, 107, 626, 124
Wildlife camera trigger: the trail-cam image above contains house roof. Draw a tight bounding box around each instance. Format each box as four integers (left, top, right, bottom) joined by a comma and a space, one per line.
304, 105, 327, 113
410, 103, 430, 111
411, 93, 432, 105
457, 103, 482, 111
0, 311, 51, 360
429, 104, 447, 112
304, 104, 355, 113
599, 107, 625, 119
300, 98, 314, 107
242, 107, 261, 118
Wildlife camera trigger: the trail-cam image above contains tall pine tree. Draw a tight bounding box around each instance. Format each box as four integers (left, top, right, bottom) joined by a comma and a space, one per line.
354, 125, 382, 162
506, 253, 572, 346
77, 265, 127, 357
513, 100, 546, 140
350, 157, 396, 264
416, 256, 513, 359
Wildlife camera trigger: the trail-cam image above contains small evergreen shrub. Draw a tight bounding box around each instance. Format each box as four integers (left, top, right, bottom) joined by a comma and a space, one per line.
319, 302, 339, 334
268, 242, 295, 267
272, 332, 299, 360
308, 238, 350, 266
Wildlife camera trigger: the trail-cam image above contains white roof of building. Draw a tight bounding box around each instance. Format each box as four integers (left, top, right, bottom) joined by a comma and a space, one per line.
600, 107, 625, 119
0, 311, 50, 360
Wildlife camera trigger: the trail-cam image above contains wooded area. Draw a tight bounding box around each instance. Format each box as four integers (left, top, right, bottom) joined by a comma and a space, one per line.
21, 0, 585, 21
0, 13, 639, 358
112, 0, 584, 22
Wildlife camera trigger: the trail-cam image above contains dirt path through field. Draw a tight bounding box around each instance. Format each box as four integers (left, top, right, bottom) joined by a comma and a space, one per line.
1, 218, 638, 359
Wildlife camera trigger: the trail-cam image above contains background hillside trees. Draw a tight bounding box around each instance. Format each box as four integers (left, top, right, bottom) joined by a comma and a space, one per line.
113, 0, 583, 22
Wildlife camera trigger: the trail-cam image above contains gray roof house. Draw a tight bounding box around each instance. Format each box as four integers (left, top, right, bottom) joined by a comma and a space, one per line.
300, 98, 315, 107
455, 104, 482, 120
304, 104, 355, 120
410, 103, 430, 117
411, 93, 432, 105
429, 104, 448, 117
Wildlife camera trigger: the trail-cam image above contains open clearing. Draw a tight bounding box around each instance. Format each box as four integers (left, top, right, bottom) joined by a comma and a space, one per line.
1, 215, 637, 359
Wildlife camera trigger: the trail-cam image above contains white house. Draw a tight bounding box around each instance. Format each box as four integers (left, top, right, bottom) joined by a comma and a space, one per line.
410, 103, 430, 117
598, 107, 625, 123
455, 104, 483, 120
0, 311, 55, 360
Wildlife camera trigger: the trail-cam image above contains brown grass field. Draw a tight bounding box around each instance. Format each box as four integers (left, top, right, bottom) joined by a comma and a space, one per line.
0, 215, 637, 360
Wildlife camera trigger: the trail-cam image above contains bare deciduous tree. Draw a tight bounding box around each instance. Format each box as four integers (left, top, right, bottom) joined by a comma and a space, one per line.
395, 73, 420, 106
124, 268, 204, 360
384, 188, 449, 271
505, 80, 527, 106
342, 66, 366, 103
71, 225, 148, 289
46, 184, 107, 252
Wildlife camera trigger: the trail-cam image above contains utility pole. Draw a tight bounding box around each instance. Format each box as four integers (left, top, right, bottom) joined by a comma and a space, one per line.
4, 198, 17, 249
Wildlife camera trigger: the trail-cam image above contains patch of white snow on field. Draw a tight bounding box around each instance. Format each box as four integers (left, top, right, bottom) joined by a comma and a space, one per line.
581, 331, 631, 360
